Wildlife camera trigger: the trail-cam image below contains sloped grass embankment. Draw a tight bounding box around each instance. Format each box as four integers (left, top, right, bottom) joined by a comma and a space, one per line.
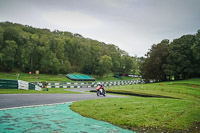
0, 72, 135, 82
71, 79, 200, 132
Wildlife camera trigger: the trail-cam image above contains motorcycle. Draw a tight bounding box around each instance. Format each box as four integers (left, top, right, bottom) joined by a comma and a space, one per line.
97, 88, 106, 96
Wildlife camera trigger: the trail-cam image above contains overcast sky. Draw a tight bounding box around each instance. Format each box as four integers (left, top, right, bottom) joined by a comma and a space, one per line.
0, 0, 200, 56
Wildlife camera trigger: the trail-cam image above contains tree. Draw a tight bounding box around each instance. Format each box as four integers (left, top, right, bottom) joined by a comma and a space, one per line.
192, 30, 200, 60
49, 53, 60, 74
89, 44, 102, 74
191, 30, 200, 77
1, 40, 18, 71
140, 40, 169, 81
132, 56, 140, 75
120, 55, 134, 74
96, 55, 112, 77
0, 26, 3, 50
165, 35, 195, 79
0, 26, 3, 67
0, 22, 134, 75
60, 59, 72, 74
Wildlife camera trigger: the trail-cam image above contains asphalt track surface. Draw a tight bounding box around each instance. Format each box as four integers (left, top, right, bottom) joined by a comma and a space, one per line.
0, 88, 124, 109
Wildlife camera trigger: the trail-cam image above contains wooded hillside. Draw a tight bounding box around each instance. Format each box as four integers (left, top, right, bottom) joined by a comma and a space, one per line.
0, 22, 139, 76
140, 31, 200, 81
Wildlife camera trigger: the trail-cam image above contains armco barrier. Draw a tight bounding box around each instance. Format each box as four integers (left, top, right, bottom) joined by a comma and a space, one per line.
0, 79, 42, 91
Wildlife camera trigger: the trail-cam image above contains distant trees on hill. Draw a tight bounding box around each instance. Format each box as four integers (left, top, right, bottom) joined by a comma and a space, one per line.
140, 31, 200, 81
2, 22, 198, 80
0, 22, 140, 77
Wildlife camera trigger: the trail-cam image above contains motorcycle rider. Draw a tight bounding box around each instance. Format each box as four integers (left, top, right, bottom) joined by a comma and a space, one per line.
96, 82, 105, 96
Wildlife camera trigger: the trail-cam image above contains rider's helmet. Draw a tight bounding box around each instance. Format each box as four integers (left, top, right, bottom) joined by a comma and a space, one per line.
97, 82, 101, 86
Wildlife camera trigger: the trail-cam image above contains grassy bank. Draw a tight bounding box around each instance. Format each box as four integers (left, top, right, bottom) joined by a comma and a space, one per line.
71, 97, 200, 132
0, 72, 136, 82
94, 75, 139, 81
105, 78, 200, 100
71, 78, 200, 132
0, 72, 72, 82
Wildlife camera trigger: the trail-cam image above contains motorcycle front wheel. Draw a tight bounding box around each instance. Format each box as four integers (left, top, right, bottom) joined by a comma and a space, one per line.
97, 90, 100, 96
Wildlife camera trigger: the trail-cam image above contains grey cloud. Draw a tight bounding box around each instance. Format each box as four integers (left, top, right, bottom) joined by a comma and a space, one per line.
0, 0, 200, 56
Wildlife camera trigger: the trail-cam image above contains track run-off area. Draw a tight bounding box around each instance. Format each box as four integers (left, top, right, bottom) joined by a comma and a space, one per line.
0, 88, 135, 133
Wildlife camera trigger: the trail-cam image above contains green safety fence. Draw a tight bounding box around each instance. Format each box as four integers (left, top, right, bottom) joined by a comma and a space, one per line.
0, 79, 18, 89
0, 79, 41, 91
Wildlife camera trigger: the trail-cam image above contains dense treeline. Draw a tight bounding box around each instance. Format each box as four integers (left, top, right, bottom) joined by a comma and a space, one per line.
0, 22, 140, 76
140, 30, 200, 81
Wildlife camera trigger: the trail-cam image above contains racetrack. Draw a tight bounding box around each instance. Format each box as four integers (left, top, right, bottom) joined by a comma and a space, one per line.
0, 88, 133, 133
0, 88, 124, 109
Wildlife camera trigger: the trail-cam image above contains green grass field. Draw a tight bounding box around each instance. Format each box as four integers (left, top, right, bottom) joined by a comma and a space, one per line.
0, 72, 72, 82
71, 78, 200, 132
93, 74, 139, 81
0, 72, 136, 82
105, 78, 200, 100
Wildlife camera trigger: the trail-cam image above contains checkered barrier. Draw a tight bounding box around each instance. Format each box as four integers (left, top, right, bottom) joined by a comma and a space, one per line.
32, 81, 98, 88
32, 79, 155, 88
45, 85, 83, 89
87, 80, 147, 87
32, 82, 86, 88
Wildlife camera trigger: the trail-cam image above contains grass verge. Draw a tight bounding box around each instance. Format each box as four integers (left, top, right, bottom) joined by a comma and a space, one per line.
106, 78, 200, 100
0, 72, 138, 82
71, 97, 200, 132
71, 78, 200, 132
0, 72, 72, 82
